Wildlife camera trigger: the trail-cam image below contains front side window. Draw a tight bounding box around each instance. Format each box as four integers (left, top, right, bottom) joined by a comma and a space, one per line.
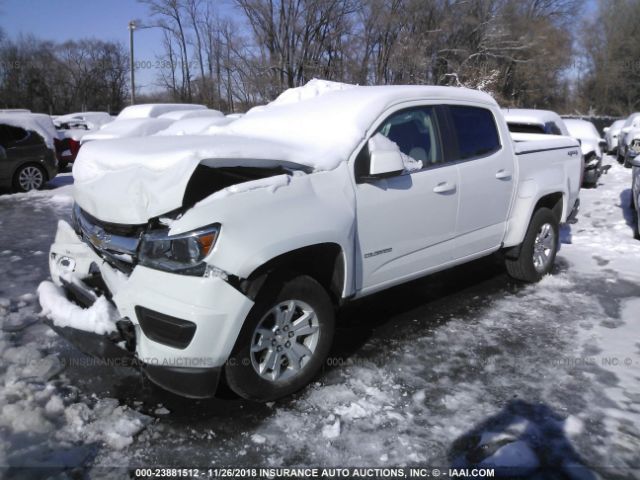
376, 106, 442, 167
450, 106, 501, 160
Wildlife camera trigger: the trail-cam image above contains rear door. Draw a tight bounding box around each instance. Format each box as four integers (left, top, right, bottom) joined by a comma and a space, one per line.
354, 105, 460, 294
447, 105, 514, 258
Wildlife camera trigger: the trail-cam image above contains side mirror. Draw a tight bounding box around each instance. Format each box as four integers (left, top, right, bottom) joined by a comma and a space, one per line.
598, 139, 607, 148
367, 134, 405, 178
603, 127, 610, 133
622, 126, 632, 133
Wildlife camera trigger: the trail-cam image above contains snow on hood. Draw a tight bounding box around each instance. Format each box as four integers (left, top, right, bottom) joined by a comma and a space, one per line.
73, 135, 312, 223
0, 113, 58, 149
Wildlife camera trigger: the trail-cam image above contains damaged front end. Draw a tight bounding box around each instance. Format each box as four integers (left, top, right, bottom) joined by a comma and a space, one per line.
43, 164, 290, 397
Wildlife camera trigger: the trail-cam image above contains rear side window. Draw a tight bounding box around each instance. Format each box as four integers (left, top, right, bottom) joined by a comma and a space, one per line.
0, 124, 29, 148
450, 106, 500, 160
508, 123, 545, 135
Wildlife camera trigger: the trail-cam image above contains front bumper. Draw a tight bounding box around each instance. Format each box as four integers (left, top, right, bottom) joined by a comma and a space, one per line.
47, 220, 255, 398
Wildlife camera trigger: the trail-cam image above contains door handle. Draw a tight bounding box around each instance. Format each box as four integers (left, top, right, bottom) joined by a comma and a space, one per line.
495, 169, 512, 180
433, 181, 456, 194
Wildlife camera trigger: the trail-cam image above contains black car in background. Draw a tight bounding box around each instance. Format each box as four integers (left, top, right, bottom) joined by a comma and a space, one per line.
0, 121, 58, 192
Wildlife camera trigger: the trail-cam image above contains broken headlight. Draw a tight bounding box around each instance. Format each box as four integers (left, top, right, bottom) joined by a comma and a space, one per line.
138, 224, 220, 276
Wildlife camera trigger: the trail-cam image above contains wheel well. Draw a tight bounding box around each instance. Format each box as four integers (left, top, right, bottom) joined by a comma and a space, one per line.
534, 192, 563, 222
241, 244, 345, 306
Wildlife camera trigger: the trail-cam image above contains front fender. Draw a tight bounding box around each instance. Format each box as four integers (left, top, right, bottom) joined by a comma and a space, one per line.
169, 163, 357, 297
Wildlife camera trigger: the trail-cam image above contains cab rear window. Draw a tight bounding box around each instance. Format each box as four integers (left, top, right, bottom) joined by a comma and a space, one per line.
450, 106, 501, 160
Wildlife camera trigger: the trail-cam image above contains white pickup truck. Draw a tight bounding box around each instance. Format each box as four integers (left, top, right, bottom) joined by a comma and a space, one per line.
41, 81, 581, 401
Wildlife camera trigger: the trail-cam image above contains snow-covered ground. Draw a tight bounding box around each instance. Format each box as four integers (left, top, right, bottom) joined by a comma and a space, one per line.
0, 161, 639, 478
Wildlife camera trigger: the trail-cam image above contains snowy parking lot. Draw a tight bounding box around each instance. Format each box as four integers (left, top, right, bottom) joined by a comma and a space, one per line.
0, 159, 639, 478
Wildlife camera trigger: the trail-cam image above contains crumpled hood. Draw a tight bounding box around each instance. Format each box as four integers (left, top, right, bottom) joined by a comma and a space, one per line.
73, 134, 310, 224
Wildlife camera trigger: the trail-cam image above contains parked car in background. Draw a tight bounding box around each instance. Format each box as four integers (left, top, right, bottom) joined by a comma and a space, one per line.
114, 103, 207, 121
80, 118, 175, 144
54, 112, 114, 169
502, 108, 570, 136
503, 109, 596, 187
617, 112, 640, 163
563, 119, 606, 187
54, 112, 113, 131
0, 113, 58, 192
157, 109, 223, 121
623, 128, 640, 170
630, 155, 640, 239
603, 119, 625, 154
80, 104, 212, 144
154, 116, 235, 136
43, 82, 582, 401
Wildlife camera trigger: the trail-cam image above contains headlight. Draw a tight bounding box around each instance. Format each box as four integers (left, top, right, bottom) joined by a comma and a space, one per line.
138, 224, 220, 276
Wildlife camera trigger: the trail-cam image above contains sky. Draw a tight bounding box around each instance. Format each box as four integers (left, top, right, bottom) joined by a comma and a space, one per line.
0, 0, 237, 94
1, 0, 599, 95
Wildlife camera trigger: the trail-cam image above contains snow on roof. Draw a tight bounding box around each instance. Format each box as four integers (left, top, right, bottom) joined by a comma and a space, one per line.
115, 103, 206, 121
155, 116, 234, 136
211, 80, 496, 171
158, 109, 223, 121
563, 118, 601, 141
80, 118, 174, 143
0, 113, 57, 149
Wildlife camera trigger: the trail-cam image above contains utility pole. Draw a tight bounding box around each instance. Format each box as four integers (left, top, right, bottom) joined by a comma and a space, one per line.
129, 20, 136, 105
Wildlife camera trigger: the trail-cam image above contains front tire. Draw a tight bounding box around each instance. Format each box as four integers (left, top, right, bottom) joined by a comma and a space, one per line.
505, 208, 559, 282
225, 273, 335, 401
13, 164, 46, 192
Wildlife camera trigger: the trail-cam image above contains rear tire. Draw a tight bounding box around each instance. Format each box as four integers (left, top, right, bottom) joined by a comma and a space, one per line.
12, 164, 46, 192
225, 273, 335, 401
505, 208, 559, 283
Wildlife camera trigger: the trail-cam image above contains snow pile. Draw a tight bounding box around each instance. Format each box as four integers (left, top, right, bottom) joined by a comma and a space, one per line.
37, 281, 119, 335
115, 103, 206, 121
267, 79, 357, 106
81, 118, 174, 142
59, 398, 151, 450
54, 111, 113, 130
0, 323, 150, 468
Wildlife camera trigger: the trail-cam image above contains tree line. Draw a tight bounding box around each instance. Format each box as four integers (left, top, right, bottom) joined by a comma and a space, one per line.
0, 0, 639, 116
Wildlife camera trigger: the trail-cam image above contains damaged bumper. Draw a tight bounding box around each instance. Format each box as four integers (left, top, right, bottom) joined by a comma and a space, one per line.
46, 220, 255, 398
